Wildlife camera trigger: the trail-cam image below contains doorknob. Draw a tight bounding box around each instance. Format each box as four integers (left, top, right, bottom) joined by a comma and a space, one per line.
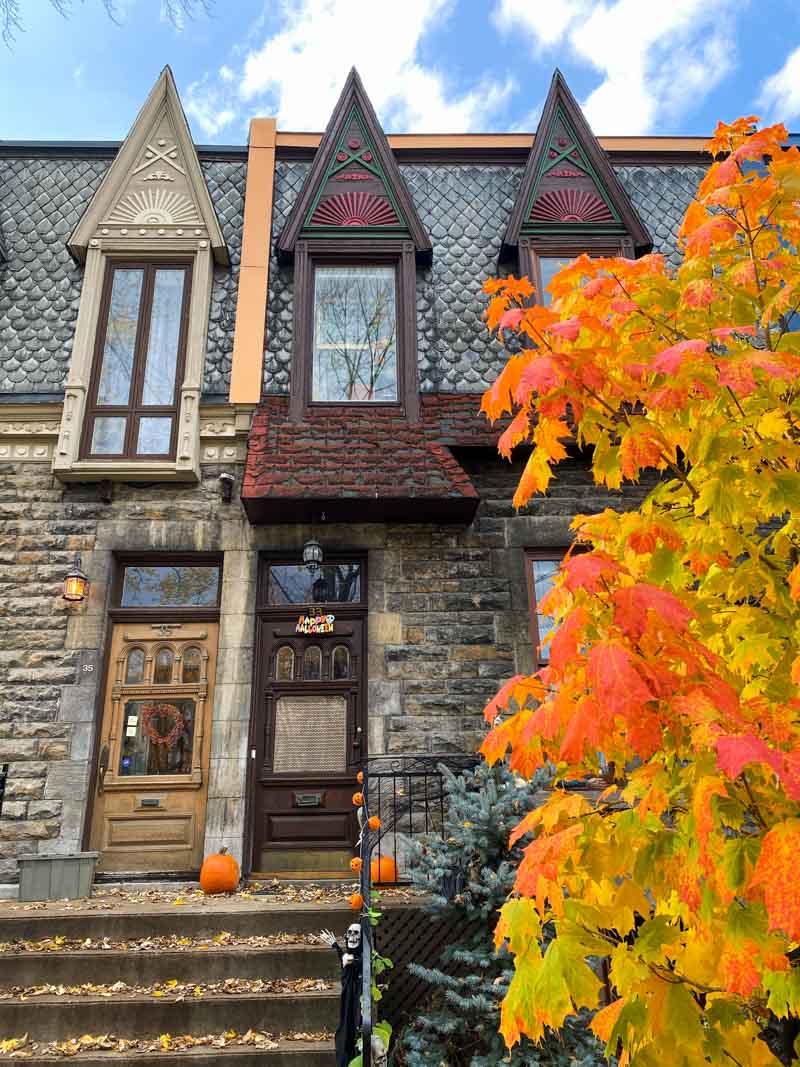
352, 725, 363, 753
97, 744, 109, 794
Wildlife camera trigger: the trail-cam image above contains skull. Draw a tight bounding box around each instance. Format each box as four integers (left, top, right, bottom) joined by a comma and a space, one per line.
346, 922, 361, 950
371, 1034, 388, 1067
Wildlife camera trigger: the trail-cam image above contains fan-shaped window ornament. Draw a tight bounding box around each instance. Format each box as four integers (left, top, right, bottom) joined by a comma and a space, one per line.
276, 646, 295, 682
125, 648, 145, 684
310, 191, 399, 228
303, 646, 322, 681
332, 645, 350, 680
153, 648, 174, 685
182, 646, 202, 684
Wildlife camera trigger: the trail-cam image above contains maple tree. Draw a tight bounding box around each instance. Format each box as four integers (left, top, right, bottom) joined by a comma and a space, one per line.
480, 117, 800, 1066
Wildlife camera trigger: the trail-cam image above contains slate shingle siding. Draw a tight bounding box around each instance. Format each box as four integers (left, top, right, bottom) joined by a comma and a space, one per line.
0, 155, 246, 397
263, 159, 707, 395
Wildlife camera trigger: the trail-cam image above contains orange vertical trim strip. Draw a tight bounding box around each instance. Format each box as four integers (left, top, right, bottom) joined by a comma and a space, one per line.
229, 117, 276, 404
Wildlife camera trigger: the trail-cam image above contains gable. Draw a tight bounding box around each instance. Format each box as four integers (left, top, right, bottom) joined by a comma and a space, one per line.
503, 70, 650, 256
277, 68, 431, 264
69, 67, 228, 265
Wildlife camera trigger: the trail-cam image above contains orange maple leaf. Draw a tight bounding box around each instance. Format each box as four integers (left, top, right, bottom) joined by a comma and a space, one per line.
587, 640, 654, 718
748, 821, 800, 940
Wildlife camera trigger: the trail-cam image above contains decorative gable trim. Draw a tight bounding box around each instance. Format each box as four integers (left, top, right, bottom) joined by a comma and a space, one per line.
277, 68, 432, 265
503, 70, 650, 259
68, 66, 228, 265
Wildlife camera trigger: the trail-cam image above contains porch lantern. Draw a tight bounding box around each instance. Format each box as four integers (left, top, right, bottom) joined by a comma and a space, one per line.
302, 539, 323, 574
62, 556, 89, 602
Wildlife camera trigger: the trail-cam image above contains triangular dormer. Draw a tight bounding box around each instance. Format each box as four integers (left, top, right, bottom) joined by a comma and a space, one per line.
502, 70, 650, 260
277, 68, 431, 265
69, 66, 228, 265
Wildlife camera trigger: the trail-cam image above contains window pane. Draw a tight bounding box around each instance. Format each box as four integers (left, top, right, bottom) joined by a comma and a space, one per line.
181, 647, 202, 684
275, 646, 295, 681
332, 645, 350, 680
538, 258, 570, 307
119, 699, 195, 776
313, 266, 397, 401
137, 416, 172, 455
266, 563, 361, 605
125, 648, 145, 684
153, 648, 174, 685
97, 268, 143, 405
303, 646, 322, 680
531, 558, 561, 661
142, 270, 184, 405
121, 565, 220, 607
90, 416, 126, 454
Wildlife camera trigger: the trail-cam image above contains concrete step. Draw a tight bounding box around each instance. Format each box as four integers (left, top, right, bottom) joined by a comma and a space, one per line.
0, 989, 340, 1042
0, 944, 338, 986
0, 1040, 335, 1065
0, 901, 353, 942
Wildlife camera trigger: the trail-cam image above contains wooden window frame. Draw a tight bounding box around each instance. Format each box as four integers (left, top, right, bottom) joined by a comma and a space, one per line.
80, 258, 193, 462
525, 549, 564, 668
519, 236, 633, 307
256, 550, 368, 616
110, 551, 223, 624
289, 239, 420, 421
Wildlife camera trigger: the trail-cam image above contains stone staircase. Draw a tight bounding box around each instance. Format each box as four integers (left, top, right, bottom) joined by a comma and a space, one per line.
0, 897, 350, 1065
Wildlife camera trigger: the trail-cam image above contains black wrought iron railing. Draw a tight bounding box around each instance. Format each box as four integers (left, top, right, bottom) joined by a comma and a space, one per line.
357, 755, 478, 1066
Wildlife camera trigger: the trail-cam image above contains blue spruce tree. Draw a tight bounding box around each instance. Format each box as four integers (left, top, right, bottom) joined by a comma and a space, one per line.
394, 759, 609, 1066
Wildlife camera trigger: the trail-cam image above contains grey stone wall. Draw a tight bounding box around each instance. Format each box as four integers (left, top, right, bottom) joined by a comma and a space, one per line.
0, 458, 254, 880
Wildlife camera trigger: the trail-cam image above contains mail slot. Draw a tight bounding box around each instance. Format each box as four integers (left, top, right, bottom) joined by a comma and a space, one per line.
140, 797, 161, 809
294, 791, 324, 808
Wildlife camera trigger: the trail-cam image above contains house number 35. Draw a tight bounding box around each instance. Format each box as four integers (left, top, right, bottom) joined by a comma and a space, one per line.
82, 665, 94, 673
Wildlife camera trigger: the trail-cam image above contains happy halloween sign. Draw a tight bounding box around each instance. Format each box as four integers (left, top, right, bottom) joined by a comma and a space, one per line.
296, 613, 335, 634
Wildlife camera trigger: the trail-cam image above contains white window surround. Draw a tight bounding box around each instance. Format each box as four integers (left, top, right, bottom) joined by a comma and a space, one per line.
54, 66, 228, 483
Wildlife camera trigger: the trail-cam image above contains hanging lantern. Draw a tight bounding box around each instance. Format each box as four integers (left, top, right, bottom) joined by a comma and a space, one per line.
62, 556, 89, 602
302, 539, 323, 574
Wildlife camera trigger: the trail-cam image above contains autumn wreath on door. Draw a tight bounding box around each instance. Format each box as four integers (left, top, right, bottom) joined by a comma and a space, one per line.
141, 702, 185, 749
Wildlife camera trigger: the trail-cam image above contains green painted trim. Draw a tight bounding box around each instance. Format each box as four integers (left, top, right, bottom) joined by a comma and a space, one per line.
303, 104, 409, 232
524, 105, 622, 228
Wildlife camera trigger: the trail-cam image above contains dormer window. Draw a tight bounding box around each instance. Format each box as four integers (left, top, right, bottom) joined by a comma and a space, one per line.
82, 261, 191, 459
276, 70, 431, 421
312, 264, 397, 403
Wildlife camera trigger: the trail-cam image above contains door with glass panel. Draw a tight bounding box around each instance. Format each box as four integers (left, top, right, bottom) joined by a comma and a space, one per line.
253, 558, 366, 876
89, 559, 220, 873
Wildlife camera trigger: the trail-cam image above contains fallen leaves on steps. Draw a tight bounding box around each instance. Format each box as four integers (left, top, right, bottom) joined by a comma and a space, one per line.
0, 931, 323, 955
0, 1028, 333, 1058
0, 976, 333, 1001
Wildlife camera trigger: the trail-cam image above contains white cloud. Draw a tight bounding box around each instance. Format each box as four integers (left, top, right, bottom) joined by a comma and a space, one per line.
494, 0, 738, 134
236, 0, 511, 132
185, 76, 237, 138
759, 45, 800, 123
219, 65, 236, 84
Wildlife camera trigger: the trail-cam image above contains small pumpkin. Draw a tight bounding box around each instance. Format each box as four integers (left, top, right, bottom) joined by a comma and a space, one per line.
370, 854, 398, 884
368, 815, 381, 831
356, 771, 364, 784
199, 846, 239, 895
352, 791, 364, 806
350, 857, 363, 873
349, 891, 364, 911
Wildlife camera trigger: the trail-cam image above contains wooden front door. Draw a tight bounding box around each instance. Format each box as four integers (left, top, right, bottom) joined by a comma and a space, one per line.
89, 621, 218, 873
252, 557, 367, 876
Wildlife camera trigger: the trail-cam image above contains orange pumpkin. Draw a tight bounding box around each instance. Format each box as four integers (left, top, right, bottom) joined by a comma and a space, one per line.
349, 891, 364, 911
199, 846, 239, 895
370, 855, 398, 884
350, 857, 363, 873
352, 792, 364, 806
356, 771, 364, 784
368, 815, 381, 831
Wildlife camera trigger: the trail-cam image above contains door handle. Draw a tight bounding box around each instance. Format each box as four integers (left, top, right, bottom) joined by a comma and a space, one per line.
97, 744, 109, 794
352, 725, 363, 754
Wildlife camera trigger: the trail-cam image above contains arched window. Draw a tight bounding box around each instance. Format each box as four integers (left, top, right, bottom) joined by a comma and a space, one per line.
125, 648, 145, 684
153, 648, 174, 685
332, 645, 350, 680
303, 646, 322, 680
182, 646, 202, 684
276, 646, 295, 681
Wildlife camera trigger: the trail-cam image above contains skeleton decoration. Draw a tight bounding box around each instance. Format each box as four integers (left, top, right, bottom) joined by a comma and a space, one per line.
371, 1032, 389, 1066
320, 924, 363, 1067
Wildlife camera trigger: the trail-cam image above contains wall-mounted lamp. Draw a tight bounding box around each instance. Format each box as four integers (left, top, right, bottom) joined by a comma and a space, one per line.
62, 555, 89, 603
218, 472, 235, 505
302, 538, 323, 574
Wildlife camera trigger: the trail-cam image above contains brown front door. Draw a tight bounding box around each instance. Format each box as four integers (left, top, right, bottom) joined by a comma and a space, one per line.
252, 557, 367, 876
89, 621, 219, 873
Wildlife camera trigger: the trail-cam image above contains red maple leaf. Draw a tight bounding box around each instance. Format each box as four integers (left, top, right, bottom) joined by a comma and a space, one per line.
613, 583, 692, 641
587, 640, 654, 717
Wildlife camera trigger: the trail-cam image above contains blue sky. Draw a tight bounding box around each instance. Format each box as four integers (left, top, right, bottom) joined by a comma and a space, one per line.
3, 0, 800, 144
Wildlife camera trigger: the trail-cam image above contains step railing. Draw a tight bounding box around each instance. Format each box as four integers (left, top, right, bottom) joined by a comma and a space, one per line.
357, 755, 478, 1066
